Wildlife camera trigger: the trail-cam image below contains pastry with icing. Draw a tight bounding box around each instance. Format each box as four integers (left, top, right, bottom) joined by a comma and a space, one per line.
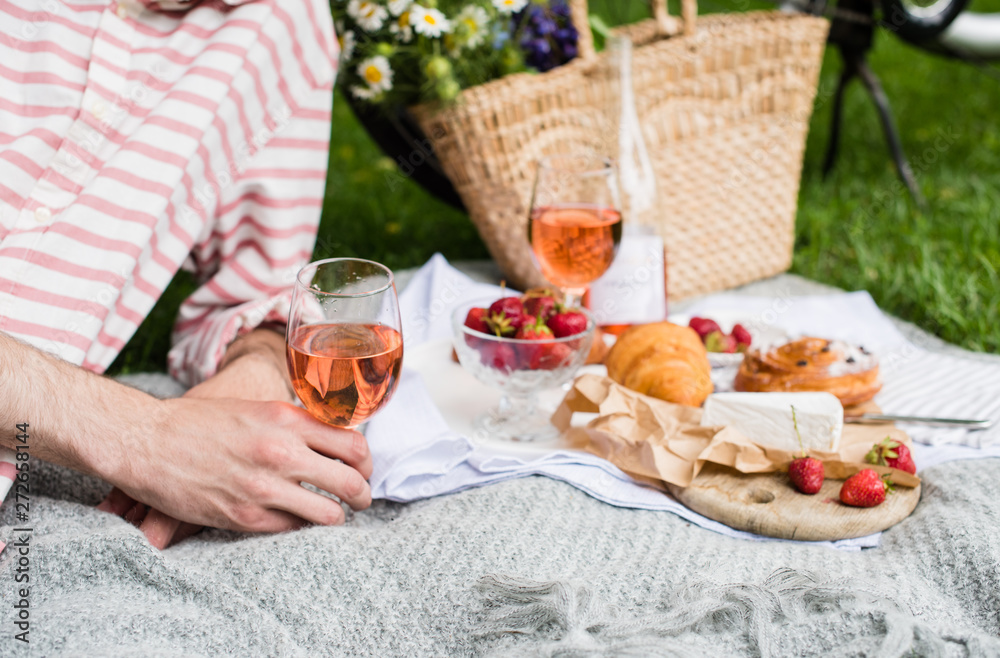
733, 337, 880, 407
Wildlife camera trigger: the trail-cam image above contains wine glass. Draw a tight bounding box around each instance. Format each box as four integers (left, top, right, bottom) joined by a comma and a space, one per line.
285, 258, 403, 429
528, 154, 624, 308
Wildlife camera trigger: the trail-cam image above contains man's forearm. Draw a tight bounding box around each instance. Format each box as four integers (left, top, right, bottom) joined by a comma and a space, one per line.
0, 332, 159, 482
0, 328, 291, 471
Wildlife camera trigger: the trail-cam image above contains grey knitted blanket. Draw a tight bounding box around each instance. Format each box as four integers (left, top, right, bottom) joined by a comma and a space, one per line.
3, 274, 999, 656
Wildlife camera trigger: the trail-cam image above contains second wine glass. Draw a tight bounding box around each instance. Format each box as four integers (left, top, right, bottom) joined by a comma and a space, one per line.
528, 154, 623, 307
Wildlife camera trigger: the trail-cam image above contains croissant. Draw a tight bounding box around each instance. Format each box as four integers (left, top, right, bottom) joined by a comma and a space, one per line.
605, 322, 713, 407
734, 337, 881, 407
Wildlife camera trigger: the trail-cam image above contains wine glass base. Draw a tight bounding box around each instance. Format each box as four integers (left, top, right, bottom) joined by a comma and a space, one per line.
473, 405, 560, 442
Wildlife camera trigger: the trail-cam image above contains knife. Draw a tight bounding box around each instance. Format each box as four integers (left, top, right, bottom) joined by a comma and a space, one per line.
844, 413, 994, 430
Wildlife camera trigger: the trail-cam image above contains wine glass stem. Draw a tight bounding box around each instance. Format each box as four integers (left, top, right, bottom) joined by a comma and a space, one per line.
562, 287, 586, 308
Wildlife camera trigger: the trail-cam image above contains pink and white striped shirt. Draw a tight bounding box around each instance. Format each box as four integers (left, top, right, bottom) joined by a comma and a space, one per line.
0, 0, 338, 502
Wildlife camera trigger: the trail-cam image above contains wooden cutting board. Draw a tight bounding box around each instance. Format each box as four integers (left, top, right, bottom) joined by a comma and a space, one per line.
665, 463, 921, 541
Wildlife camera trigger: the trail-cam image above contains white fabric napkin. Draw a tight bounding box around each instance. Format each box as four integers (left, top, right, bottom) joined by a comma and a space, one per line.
365, 254, 1000, 549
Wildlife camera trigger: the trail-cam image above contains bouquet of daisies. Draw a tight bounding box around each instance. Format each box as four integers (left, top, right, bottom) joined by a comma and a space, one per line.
333, 0, 579, 107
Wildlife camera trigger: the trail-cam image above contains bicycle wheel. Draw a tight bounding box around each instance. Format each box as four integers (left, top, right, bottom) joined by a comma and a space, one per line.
880, 0, 970, 41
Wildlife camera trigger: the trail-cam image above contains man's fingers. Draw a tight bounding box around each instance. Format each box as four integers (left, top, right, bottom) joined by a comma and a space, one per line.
140, 509, 184, 550
97, 487, 136, 516
170, 522, 203, 545
232, 508, 308, 534
272, 483, 353, 527
124, 502, 149, 527
303, 425, 373, 480
295, 457, 372, 511
101, 493, 201, 550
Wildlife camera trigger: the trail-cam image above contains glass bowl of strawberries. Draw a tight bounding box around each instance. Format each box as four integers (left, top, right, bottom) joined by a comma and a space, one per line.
452, 289, 596, 442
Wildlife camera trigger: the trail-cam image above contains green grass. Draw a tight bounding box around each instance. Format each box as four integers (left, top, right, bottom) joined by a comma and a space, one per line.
311, 108, 484, 268
793, 16, 1000, 352
109, 1, 1000, 374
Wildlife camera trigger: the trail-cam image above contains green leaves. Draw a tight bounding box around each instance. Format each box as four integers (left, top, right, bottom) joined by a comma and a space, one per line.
865, 437, 901, 467
587, 13, 611, 51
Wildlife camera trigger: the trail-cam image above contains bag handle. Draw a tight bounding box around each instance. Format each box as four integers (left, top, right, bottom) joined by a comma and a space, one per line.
571, 0, 698, 61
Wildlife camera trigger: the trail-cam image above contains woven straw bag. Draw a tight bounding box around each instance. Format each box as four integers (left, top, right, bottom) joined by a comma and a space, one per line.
410, 1, 829, 299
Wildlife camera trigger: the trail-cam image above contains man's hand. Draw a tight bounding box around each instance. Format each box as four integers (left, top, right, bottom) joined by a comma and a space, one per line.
106, 396, 373, 540
100, 329, 373, 548
0, 329, 372, 551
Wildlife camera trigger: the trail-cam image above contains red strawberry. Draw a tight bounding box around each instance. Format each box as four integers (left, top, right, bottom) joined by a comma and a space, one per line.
463, 307, 490, 334
732, 323, 752, 351
479, 342, 517, 372
514, 316, 549, 340
789, 458, 824, 495
546, 309, 588, 338
530, 342, 573, 370
488, 296, 527, 336
704, 330, 737, 354
689, 317, 721, 340
788, 404, 824, 494
521, 289, 558, 322
839, 469, 892, 507
513, 316, 549, 369
865, 437, 917, 475
489, 296, 525, 320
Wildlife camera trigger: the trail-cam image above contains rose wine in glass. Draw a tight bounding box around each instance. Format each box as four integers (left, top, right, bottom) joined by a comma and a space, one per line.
528, 155, 623, 306
286, 258, 403, 430
287, 323, 403, 428
530, 204, 623, 288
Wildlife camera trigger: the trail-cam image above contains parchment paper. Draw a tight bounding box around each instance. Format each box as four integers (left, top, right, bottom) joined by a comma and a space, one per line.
552, 374, 921, 489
